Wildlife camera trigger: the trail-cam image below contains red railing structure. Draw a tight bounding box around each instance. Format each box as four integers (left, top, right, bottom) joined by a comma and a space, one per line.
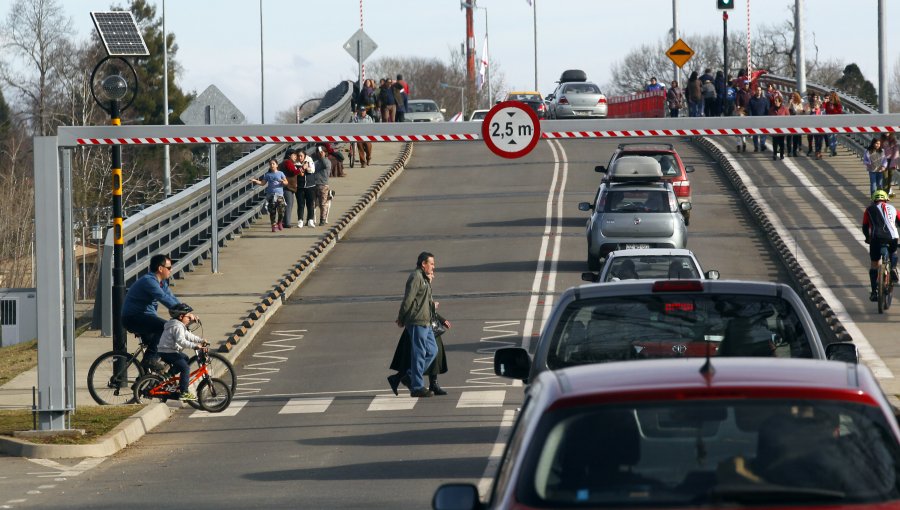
607, 90, 666, 118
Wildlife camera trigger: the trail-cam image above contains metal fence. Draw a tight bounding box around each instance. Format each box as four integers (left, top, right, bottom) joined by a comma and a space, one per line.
93, 81, 355, 335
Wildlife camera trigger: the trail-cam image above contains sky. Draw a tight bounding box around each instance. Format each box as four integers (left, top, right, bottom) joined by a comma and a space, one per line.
1, 0, 895, 124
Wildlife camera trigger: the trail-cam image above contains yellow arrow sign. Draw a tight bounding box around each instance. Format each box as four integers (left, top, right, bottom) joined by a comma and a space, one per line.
666, 39, 695, 68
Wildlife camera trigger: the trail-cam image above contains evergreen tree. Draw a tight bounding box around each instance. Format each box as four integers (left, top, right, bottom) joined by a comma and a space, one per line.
0, 86, 11, 140
834, 64, 878, 107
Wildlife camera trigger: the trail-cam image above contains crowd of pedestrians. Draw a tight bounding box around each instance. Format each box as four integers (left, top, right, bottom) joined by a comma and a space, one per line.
355, 74, 410, 124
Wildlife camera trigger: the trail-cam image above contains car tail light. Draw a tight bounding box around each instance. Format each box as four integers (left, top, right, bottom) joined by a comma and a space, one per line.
538, 103, 546, 112
559, 96, 569, 105
652, 280, 703, 292
672, 180, 691, 198
597, 97, 607, 105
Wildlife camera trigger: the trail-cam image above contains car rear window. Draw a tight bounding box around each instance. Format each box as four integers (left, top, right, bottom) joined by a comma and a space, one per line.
510, 94, 541, 102
603, 190, 671, 213
546, 294, 813, 369
563, 84, 601, 94
409, 102, 438, 113
519, 400, 900, 507
605, 255, 698, 281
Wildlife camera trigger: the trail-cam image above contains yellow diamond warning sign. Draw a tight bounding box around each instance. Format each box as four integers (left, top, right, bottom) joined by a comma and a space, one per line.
666, 39, 695, 68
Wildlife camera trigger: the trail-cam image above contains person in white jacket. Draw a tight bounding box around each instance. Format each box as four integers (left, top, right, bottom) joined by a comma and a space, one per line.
158, 303, 207, 401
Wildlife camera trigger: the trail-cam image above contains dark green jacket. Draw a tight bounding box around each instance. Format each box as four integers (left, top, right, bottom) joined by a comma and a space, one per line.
397, 268, 432, 326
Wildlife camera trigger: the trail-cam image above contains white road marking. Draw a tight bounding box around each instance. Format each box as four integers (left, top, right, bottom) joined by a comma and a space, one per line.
477, 409, 517, 500
367, 395, 417, 411
234, 330, 303, 397
37, 485, 56, 489
457, 391, 506, 408
26, 457, 106, 478
468, 321, 522, 387
189, 399, 248, 418
278, 397, 334, 414
709, 138, 893, 378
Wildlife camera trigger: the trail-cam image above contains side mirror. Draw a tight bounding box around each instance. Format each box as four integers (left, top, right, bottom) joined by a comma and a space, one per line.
826, 342, 859, 364
546, 94, 555, 101
432, 484, 482, 510
685, 165, 696, 173
494, 347, 532, 380
680, 201, 692, 211
578, 202, 593, 212
582, 272, 600, 282
594, 165, 607, 173
704, 270, 720, 280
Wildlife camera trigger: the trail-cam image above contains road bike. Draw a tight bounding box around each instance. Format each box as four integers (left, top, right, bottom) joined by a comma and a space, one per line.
132, 347, 232, 413
344, 141, 356, 168
878, 246, 894, 314
87, 317, 238, 405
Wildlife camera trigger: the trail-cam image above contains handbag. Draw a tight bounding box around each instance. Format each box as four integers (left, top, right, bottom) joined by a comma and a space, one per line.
431, 318, 448, 336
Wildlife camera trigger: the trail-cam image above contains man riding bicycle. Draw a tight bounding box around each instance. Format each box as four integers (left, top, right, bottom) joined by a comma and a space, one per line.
121, 254, 189, 370
862, 190, 900, 301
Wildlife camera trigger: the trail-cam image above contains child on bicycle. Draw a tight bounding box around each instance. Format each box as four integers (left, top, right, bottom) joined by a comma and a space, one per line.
158, 303, 207, 401
862, 190, 900, 302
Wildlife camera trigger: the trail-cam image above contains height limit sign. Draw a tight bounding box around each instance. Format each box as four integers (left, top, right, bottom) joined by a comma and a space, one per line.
482, 101, 541, 159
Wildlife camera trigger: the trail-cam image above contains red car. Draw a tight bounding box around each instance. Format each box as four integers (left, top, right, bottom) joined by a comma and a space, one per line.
598, 143, 695, 225
434, 358, 900, 510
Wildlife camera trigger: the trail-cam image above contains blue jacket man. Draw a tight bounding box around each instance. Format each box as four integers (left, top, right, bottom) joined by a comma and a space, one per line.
121, 254, 181, 368
747, 88, 771, 151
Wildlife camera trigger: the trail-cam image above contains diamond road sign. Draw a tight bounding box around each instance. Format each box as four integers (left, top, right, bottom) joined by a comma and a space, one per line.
343, 29, 377, 64
180, 85, 245, 126
666, 39, 695, 69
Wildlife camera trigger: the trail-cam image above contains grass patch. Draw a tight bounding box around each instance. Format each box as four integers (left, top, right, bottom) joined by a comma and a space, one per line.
0, 405, 146, 444
0, 339, 38, 386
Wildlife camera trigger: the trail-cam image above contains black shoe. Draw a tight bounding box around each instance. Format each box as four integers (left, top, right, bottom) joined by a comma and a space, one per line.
780, 154, 784, 160
870, 291, 878, 302
400, 374, 411, 389
387, 374, 401, 396
892, 270, 898, 283
753, 147, 759, 152
410, 388, 434, 398
429, 383, 447, 396
773, 155, 777, 161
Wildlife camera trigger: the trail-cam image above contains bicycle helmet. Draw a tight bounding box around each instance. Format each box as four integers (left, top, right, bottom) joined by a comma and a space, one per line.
873, 190, 889, 202
169, 303, 194, 318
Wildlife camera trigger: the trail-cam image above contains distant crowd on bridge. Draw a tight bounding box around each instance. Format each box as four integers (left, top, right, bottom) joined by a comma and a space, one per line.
354, 74, 411, 123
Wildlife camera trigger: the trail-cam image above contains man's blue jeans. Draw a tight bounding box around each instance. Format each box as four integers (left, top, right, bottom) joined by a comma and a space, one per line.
406, 324, 437, 392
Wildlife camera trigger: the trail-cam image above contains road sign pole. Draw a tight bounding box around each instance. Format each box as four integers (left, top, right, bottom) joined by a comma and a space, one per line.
205, 105, 219, 273
723, 12, 728, 99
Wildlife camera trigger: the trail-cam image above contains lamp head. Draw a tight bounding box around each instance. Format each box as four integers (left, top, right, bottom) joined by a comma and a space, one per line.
101, 74, 128, 101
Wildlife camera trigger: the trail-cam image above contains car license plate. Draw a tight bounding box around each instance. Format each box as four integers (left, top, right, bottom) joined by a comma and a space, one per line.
625, 244, 650, 250
574, 110, 588, 116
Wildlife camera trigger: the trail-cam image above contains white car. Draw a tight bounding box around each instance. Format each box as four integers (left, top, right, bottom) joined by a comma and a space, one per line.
405, 99, 444, 122
587, 248, 719, 283
468, 109, 489, 121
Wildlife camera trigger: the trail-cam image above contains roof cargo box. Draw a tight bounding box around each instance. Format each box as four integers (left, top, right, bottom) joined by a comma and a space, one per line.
559, 69, 587, 83
607, 156, 664, 182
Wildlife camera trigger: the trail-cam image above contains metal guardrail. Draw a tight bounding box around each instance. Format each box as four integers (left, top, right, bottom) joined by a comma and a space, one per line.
93, 81, 355, 334
764, 73, 877, 158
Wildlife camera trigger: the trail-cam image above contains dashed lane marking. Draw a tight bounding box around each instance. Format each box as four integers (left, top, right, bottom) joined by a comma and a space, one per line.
367, 395, 418, 412
457, 391, 506, 408
189, 399, 248, 418
278, 397, 334, 414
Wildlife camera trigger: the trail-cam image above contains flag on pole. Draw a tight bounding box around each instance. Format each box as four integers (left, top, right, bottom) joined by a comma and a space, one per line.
476, 35, 488, 92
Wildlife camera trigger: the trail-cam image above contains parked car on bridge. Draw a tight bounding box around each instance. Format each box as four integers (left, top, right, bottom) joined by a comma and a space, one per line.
546, 69, 607, 119
493, 279, 859, 384
503, 90, 548, 119
405, 99, 445, 122
468, 109, 489, 121
435, 357, 898, 510
578, 156, 690, 270
598, 143, 695, 225
586, 248, 719, 283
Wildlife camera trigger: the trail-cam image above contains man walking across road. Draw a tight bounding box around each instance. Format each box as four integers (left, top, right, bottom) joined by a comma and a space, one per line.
395, 252, 438, 398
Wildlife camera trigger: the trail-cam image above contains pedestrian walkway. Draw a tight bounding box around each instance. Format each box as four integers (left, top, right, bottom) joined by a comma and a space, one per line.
0, 143, 410, 410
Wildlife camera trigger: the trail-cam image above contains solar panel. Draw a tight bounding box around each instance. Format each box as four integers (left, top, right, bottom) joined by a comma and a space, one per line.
90, 11, 149, 57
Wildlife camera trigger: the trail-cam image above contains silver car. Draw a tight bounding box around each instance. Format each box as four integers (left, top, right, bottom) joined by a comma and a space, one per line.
404, 99, 444, 122
547, 81, 608, 119
591, 248, 719, 283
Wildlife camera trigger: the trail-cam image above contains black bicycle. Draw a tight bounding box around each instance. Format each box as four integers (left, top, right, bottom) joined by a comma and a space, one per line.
878, 246, 894, 314
87, 317, 237, 405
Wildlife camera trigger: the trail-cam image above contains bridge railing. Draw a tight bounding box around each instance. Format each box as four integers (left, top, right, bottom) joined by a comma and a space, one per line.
763, 73, 877, 158
93, 81, 355, 335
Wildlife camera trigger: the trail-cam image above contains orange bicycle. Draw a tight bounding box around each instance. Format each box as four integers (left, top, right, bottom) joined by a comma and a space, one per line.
132, 347, 232, 412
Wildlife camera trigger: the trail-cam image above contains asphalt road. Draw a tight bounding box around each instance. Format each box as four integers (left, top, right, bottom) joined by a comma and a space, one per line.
6, 137, 792, 509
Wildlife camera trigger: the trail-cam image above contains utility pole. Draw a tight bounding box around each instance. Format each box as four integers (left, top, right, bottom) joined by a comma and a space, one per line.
162, 0, 171, 197
795, 0, 806, 98
878, 0, 887, 113
672, 0, 679, 85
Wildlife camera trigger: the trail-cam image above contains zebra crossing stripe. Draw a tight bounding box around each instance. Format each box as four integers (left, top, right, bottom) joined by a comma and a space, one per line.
367, 394, 418, 411
457, 390, 506, 408
278, 397, 334, 414
189, 399, 248, 418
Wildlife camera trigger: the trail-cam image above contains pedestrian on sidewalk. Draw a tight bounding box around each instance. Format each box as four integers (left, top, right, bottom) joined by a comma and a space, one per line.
297, 149, 318, 228
353, 106, 374, 166
312, 145, 332, 226
388, 269, 451, 396
882, 132, 899, 196
394, 251, 439, 398
748, 86, 770, 152
666, 80, 683, 118
824, 91, 843, 157
278, 150, 300, 229
865, 138, 888, 196
768, 96, 790, 160
121, 254, 183, 371
249, 158, 288, 231
787, 91, 804, 157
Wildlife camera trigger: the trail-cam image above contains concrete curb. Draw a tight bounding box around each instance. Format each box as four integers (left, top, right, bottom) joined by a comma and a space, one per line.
0, 402, 170, 458
218, 142, 414, 364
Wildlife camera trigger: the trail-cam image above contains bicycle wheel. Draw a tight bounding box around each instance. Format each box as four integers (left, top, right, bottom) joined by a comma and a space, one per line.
188, 352, 237, 394
132, 373, 164, 404
87, 351, 144, 405
879, 264, 887, 314
197, 377, 232, 413
348, 143, 356, 168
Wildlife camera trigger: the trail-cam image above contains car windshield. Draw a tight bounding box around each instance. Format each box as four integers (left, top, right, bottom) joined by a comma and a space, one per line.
545, 294, 813, 368
409, 102, 438, 113
603, 190, 670, 213
604, 255, 698, 282
471, 111, 487, 120
519, 400, 900, 507
563, 83, 601, 94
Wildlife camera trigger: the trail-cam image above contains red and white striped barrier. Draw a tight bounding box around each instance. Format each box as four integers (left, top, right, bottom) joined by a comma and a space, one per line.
541, 126, 899, 139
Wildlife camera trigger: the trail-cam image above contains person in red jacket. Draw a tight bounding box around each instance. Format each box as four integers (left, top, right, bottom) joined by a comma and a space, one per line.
824, 91, 844, 157
768, 96, 790, 160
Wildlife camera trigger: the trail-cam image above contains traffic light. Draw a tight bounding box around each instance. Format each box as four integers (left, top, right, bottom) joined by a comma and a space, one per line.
717, 0, 734, 9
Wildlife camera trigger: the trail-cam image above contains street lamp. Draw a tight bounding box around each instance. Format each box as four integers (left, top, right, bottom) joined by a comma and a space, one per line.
440, 82, 466, 120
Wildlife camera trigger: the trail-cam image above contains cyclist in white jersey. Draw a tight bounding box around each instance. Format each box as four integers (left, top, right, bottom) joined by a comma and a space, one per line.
862, 190, 900, 301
